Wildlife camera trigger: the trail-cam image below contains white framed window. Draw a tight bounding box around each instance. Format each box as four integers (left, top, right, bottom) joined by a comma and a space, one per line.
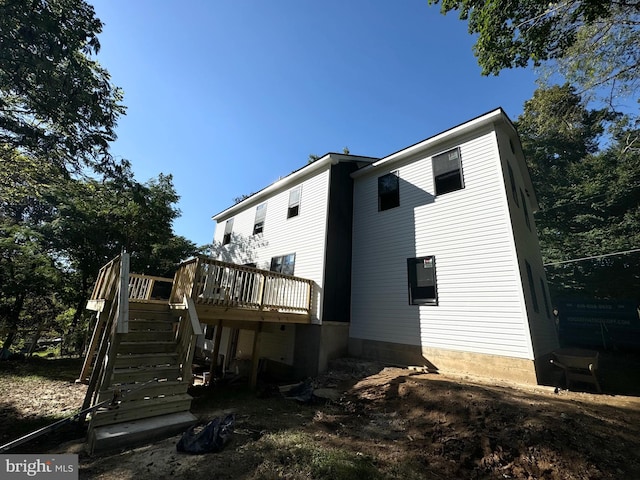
433, 147, 464, 195
253, 203, 267, 235
287, 186, 301, 219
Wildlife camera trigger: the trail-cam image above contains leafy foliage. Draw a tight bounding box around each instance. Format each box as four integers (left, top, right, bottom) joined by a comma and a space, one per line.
517, 85, 640, 301
0, 0, 126, 174
428, 0, 639, 109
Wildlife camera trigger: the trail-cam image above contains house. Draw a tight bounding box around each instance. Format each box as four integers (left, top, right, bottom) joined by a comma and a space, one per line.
208, 108, 558, 384
78, 108, 558, 451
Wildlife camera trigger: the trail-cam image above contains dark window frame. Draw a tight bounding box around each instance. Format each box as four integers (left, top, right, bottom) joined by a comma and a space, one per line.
378, 171, 400, 211
520, 188, 531, 230
540, 277, 551, 318
270, 253, 296, 276
507, 162, 519, 207
433, 147, 464, 196
407, 256, 438, 306
525, 260, 539, 313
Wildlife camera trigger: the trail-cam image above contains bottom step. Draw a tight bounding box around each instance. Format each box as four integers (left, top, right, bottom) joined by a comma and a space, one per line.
88, 411, 198, 454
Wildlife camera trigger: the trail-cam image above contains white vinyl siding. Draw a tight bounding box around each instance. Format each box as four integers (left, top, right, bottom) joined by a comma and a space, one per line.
351, 129, 536, 359
213, 168, 331, 322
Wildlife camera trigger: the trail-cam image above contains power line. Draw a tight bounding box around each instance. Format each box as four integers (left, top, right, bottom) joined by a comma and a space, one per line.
544, 247, 640, 266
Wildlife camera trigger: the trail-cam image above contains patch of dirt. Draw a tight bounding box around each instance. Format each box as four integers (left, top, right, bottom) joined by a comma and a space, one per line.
3, 357, 640, 479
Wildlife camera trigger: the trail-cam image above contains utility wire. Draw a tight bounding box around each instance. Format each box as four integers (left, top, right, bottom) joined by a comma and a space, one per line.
544, 247, 640, 266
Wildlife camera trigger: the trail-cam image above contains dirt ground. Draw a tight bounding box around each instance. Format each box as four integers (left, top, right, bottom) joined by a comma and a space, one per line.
2, 356, 640, 479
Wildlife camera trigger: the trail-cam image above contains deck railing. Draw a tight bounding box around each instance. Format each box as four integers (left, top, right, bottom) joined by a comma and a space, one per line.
170, 256, 314, 315
129, 274, 174, 301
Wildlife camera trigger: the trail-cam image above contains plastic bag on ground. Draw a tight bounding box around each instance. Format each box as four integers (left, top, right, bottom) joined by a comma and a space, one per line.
176, 413, 235, 454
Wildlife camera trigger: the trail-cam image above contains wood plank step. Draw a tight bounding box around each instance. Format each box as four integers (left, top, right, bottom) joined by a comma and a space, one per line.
129, 302, 173, 313
88, 411, 197, 454
118, 341, 176, 354
112, 366, 182, 384
120, 330, 175, 342
97, 380, 189, 403
114, 353, 179, 368
127, 319, 175, 332
90, 393, 193, 427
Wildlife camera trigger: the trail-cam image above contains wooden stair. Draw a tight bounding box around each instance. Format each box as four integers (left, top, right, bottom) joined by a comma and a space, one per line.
87, 302, 197, 453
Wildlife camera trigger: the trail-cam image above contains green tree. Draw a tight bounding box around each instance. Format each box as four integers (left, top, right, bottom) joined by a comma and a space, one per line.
516, 85, 640, 301
428, 0, 639, 107
50, 172, 198, 329
0, 0, 126, 174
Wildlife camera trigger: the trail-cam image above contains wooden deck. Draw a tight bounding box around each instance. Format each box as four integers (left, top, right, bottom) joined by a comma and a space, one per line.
79, 254, 315, 449
169, 256, 314, 325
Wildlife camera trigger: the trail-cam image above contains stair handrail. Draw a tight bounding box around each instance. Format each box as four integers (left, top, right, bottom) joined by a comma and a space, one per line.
175, 294, 203, 384
80, 253, 130, 414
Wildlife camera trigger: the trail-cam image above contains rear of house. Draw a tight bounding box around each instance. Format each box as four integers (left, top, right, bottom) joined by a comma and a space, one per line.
349, 109, 558, 383
206, 109, 558, 384
208, 154, 376, 378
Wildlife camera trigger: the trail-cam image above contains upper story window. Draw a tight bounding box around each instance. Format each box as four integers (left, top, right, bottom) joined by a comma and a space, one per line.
407, 256, 438, 305
253, 203, 267, 235
378, 171, 399, 211
270, 253, 296, 276
520, 188, 531, 231
507, 162, 519, 207
433, 147, 464, 195
525, 260, 539, 313
222, 218, 234, 245
287, 186, 301, 219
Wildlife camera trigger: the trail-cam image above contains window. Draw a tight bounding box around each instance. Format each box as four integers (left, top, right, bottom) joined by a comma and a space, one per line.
222, 218, 234, 245
378, 171, 400, 211
525, 260, 539, 313
433, 147, 464, 195
287, 187, 301, 218
253, 203, 267, 234
407, 256, 438, 305
540, 277, 551, 318
520, 188, 531, 230
507, 162, 519, 207
270, 253, 296, 276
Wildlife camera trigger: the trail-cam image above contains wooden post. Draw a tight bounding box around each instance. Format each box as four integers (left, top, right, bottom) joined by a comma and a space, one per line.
249, 323, 263, 389
207, 320, 223, 388
116, 252, 130, 334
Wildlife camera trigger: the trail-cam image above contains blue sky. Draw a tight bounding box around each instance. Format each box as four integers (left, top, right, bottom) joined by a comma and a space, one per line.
89, 0, 539, 247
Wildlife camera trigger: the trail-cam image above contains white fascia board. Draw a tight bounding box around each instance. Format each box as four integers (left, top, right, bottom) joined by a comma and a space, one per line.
352, 108, 506, 180
212, 154, 335, 222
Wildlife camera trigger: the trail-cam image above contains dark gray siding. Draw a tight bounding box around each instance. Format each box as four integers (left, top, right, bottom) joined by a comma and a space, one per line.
322, 162, 358, 322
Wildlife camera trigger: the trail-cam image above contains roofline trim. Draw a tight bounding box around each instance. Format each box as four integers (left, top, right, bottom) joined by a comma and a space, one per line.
351, 108, 506, 178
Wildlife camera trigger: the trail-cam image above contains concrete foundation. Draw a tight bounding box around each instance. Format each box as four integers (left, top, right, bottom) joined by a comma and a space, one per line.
349, 337, 547, 385
293, 322, 350, 378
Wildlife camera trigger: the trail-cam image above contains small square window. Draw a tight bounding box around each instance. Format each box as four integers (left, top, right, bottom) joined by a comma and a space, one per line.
433, 147, 464, 195
378, 171, 399, 211
288, 187, 301, 219
222, 218, 234, 245
253, 203, 267, 235
407, 256, 438, 305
